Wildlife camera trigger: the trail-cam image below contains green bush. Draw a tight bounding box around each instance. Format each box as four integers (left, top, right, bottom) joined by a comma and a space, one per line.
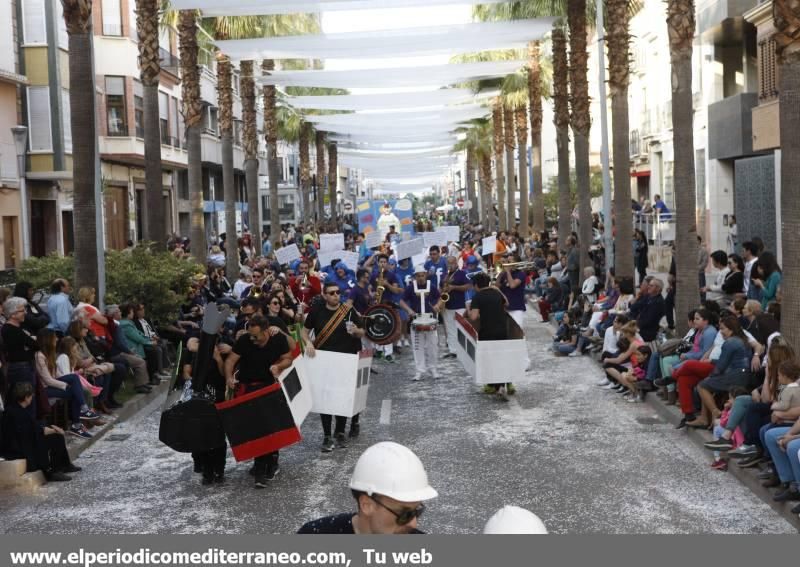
17, 246, 203, 325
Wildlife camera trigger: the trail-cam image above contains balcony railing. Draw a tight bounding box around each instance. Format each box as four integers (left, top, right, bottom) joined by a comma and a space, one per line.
159, 48, 180, 74
135, 126, 145, 138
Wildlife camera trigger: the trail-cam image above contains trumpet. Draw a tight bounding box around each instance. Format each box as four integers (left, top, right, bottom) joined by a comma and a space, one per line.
498, 261, 538, 271
375, 268, 386, 304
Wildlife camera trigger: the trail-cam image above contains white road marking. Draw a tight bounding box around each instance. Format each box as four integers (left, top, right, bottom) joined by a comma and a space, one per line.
379, 399, 392, 424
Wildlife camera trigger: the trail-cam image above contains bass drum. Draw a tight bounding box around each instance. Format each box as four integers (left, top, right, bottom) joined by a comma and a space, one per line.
363, 304, 403, 345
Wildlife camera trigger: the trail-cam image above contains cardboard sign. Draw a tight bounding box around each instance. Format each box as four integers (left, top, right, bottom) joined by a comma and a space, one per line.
364, 230, 383, 249
304, 350, 372, 417
481, 235, 497, 255
339, 250, 360, 272
320, 233, 345, 252
394, 238, 425, 261
275, 243, 301, 266
317, 249, 343, 271
422, 232, 448, 248
441, 225, 460, 243
411, 252, 427, 269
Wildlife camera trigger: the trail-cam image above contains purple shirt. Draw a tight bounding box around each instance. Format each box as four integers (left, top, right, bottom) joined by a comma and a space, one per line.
443, 269, 469, 310
500, 270, 527, 311
402, 278, 440, 314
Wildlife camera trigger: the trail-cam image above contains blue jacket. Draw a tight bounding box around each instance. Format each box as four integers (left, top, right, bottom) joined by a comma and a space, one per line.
684, 325, 717, 361
712, 336, 752, 375
628, 293, 665, 342
46, 293, 73, 334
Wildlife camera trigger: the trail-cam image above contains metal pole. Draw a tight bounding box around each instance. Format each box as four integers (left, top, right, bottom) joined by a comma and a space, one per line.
596, 0, 614, 270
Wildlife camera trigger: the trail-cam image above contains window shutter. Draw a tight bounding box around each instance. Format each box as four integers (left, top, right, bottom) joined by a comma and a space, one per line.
27, 87, 52, 152
133, 79, 144, 99
102, 0, 123, 36
55, 1, 68, 48
759, 37, 779, 103
159, 92, 169, 120
105, 76, 125, 96
129, 0, 138, 40
23, 0, 46, 45
61, 89, 72, 153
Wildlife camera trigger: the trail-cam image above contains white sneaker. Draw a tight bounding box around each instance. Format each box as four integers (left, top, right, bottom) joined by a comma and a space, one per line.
431, 369, 440, 378
568, 351, 580, 357
602, 383, 617, 390
627, 395, 643, 403
596, 379, 610, 387
412, 373, 422, 381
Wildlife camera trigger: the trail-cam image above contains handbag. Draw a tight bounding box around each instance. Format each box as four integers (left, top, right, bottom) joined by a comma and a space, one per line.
657, 338, 683, 356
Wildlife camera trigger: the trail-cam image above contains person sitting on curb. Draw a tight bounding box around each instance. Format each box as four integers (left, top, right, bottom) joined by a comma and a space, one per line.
297, 442, 437, 534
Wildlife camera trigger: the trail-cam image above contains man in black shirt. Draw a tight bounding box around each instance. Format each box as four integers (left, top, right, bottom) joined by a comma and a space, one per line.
1, 296, 39, 416
224, 315, 293, 488
301, 282, 365, 452
297, 442, 437, 534
467, 272, 514, 395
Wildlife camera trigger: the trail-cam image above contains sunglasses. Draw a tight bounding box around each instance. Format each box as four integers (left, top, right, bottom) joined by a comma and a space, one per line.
370, 496, 426, 526
327, 290, 341, 295
270, 301, 281, 306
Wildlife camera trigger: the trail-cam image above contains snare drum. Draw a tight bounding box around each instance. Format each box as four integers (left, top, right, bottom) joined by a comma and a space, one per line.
412, 315, 438, 332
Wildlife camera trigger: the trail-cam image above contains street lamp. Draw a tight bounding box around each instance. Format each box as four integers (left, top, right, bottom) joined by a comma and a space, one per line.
11, 126, 30, 260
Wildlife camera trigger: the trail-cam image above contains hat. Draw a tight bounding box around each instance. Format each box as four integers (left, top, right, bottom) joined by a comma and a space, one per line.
466, 255, 479, 265
414, 264, 427, 274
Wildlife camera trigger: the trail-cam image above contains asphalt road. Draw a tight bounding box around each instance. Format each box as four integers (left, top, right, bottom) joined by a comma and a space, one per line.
0, 310, 794, 534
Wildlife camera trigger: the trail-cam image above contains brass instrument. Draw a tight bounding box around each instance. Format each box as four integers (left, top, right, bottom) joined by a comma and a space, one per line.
440, 270, 454, 303
498, 261, 538, 271
251, 285, 263, 299
375, 268, 386, 304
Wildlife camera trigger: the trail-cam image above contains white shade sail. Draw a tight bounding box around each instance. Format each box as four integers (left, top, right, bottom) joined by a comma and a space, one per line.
170, 0, 507, 17
305, 105, 490, 127
217, 19, 554, 61
258, 60, 525, 89
340, 146, 454, 158
284, 89, 498, 111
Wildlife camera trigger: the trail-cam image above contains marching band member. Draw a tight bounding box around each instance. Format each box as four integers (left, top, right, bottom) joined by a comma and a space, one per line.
463, 255, 483, 308
394, 258, 415, 348
240, 267, 268, 301
302, 282, 366, 450
289, 260, 322, 314
369, 254, 403, 363
441, 256, 471, 359
497, 252, 531, 371
423, 246, 448, 287
223, 314, 293, 488
399, 266, 443, 382
329, 261, 356, 294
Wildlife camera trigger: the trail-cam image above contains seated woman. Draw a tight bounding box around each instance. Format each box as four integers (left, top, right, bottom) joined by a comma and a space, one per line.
67, 319, 125, 410
551, 310, 579, 356
688, 316, 755, 428
0, 382, 82, 482
616, 344, 653, 403
599, 321, 642, 394
57, 336, 109, 416
537, 277, 563, 323
35, 329, 99, 439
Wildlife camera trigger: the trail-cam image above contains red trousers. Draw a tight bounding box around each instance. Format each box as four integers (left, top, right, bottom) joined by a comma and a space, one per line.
538, 299, 552, 322
673, 360, 715, 415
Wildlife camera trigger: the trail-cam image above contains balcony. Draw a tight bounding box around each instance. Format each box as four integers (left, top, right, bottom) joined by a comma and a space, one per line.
697, 0, 760, 36
159, 48, 180, 76
707, 92, 759, 159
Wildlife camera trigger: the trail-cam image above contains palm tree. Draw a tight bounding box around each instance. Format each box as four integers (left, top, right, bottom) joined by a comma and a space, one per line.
492, 100, 507, 231
465, 146, 477, 224
177, 9, 205, 260
315, 131, 326, 225
568, 0, 592, 272
528, 40, 545, 233
276, 104, 307, 225
515, 104, 530, 237
61, 0, 98, 291
328, 142, 338, 226
136, 0, 166, 245
240, 60, 260, 254
552, 25, 572, 245
456, 119, 495, 229
262, 59, 281, 247
774, 0, 800, 352
607, 0, 634, 281
216, 55, 238, 278
503, 104, 517, 231
667, 0, 699, 334
299, 122, 312, 226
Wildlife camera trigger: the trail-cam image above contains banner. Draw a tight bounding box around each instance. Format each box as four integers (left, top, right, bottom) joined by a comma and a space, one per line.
357, 198, 415, 238
274, 243, 301, 266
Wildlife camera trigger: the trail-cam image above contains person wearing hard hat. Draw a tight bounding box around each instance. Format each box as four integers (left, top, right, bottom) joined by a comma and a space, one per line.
297, 442, 437, 534
483, 506, 548, 534
398, 265, 444, 381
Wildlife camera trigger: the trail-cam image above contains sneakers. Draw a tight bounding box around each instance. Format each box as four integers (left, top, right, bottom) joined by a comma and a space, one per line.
728, 444, 758, 459
334, 433, 348, 449
69, 424, 92, 439
653, 377, 674, 388
506, 384, 516, 395
79, 409, 101, 421
412, 373, 422, 382
772, 486, 800, 502
710, 459, 728, 471
265, 464, 280, 480
596, 378, 611, 387
254, 475, 269, 488
567, 351, 580, 357
626, 394, 643, 403
704, 438, 734, 451
757, 467, 776, 480
737, 454, 764, 469
321, 437, 335, 453
482, 385, 497, 394
602, 383, 618, 390
430, 368, 440, 379
384, 355, 395, 363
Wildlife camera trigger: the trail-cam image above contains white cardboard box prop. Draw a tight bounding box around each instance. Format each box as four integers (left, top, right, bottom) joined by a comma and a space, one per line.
303, 349, 372, 417
455, 313, 531, 385
278, 358, 312, 428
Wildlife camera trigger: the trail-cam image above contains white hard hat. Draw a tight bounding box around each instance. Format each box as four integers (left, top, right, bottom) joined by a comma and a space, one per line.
483, 506, 548, 534
414, 264, 427, 274
349, 442, 438, 503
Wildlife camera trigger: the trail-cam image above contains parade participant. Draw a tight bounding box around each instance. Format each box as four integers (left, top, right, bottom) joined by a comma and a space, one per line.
240, 268, 268, 301
369, 255, 403, 362
497, 253, 528, 332
224, 314, 293, 488
289, 260, 322, 314
483, 506, 548, 534
441, 256, 471, 359
347, 269, 372, 316
329, 261, 356, 294
399, 266, 442, 381
463, 255, 482, 306
302, 282, 366, 450
392, 258, 414, 348
423, 246, 447, 287
297, 441, 437, 534
467, 272, 515, 395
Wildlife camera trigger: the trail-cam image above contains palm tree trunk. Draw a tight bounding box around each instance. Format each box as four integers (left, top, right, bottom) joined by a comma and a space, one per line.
774, 0, 800, 352
568, 0, 593, 272
299, 122, 312, 226
503, 105, 517, 231
608, 0, 634, 281
479, 153, 494, 231
553, 26, 572, 247
178, 10, 205, 259
528, 41, 545, 233
515, 105, 530, 238
241, 60, 260, 254
667, 0, 699, 335
262, 60, 280, 247
492, 101, 507, 231
218, 56, 238, 278
465, 147, 477, 224
315, 131, 326, 226
136, 0, 165, 246
328, 142, 338, 226
62, 0, 98, 291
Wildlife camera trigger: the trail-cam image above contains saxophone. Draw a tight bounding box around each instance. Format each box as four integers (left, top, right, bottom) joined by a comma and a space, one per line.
375, 268, 386, 304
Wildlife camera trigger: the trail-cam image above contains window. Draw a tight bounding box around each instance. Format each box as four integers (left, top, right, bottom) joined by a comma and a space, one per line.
233, 119, 242, 146
133, 80, 144, 137
105, 76, 127, 136
159, 91, 169, 145
61, 89, 72, 152
22, 0, 46, 45
177, 100, 185, 148
209, 107, 219, 135
177, 170, 189, 200
129, 0, 138, 40
27, 87, 51, 151
56, 1, 68, 48
101, 0, 122, 36
170, 97, 179, 146
232, 73, 240, 95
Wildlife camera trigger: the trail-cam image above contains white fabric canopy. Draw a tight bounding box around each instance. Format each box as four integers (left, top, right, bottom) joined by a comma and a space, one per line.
258, 60, 525, 89
217, 19, 554, 61
170, 0, 507, 17
284, 89, 498, 111
340, 146, 454, 157
305, 105, 490, 127
332, 135, 458, 146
